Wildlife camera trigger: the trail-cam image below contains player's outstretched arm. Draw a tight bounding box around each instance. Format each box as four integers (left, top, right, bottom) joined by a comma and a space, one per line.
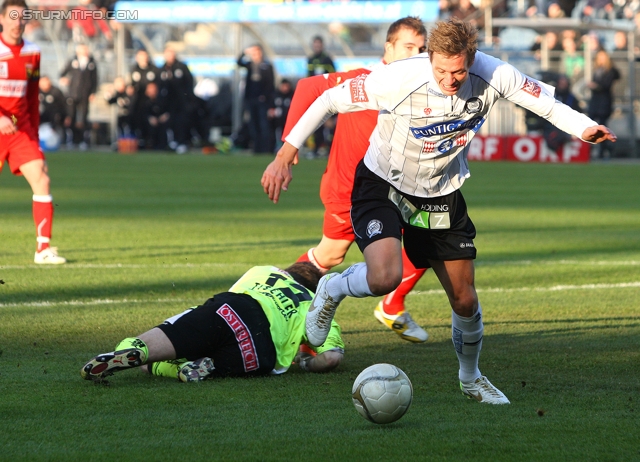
296, 348, 343, 373
582, 125, 617, 144
261, 142, 299, 204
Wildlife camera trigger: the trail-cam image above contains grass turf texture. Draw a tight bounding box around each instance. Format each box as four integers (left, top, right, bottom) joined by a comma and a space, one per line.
1, 152, 639, 461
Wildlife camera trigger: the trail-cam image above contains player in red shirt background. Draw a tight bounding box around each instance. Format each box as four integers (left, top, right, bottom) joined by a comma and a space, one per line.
0, 0, 66, 264
262, 17, 428, 343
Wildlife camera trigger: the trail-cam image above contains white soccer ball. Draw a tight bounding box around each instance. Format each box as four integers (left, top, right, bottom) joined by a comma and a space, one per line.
352, 363, 413, 424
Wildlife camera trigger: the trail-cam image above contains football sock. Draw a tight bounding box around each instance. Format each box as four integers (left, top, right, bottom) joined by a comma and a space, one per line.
380, 251, 427, 315
33, 194, 53, 252
151, 361, 181, 379
327, 262, 375, 299
114, 337, 149, 364
451, 305, 483, 383
296, 248, 331, 273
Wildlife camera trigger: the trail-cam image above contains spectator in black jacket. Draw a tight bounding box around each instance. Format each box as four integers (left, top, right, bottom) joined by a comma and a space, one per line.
588, 50, 620, 158
307, 36, 335, 77
59, 44, 97, 148
307, 36, 336, 156
237, 44, 275, 154
130, 49, 161, 145
105, 76, 134, 138
269, 78, 294, 151
141, 81, 170, 150
38, 75, 66, 132
160, 47, 195, 154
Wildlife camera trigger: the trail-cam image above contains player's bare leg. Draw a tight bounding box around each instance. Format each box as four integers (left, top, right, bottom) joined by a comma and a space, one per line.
306, 238, 402, 346
374, 249, 429, 342
296, 235, 352, 273
429, 259, 509, 404
20, 159, 66, 264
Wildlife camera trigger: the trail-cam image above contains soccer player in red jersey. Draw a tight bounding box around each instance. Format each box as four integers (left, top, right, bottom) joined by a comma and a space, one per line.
0, 0, 65, 264
262, 17, 428, 342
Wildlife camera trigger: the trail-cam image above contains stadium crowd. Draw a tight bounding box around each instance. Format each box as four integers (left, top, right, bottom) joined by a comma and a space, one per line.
14, 0, 640, 156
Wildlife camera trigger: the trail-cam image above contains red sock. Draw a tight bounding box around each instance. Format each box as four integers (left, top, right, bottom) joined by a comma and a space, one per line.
295, 248, 330, 273
33, 195, 53, 252
381, 250, 427, 315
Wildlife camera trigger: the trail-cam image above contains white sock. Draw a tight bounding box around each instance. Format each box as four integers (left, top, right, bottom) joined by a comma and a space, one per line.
451, 304, 483, 383
325, 262, 374, 300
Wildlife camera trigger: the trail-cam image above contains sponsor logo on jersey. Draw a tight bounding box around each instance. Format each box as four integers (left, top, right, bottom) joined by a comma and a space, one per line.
464, 97, 483, 114
350, 74, 368, 103
422, 133, 468, 154
216, 304, 259, 372
423, 107, 432, 116
459, 242, 475, 248
420, 204, 449, 212
0, 80, 27, 97
366, 219, 383, 238
522, 78, 541, 98
412, 118, 482, 139
0, 62, 8, 79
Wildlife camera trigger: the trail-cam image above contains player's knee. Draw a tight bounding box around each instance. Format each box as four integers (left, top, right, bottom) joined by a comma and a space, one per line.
367, 269, 402, 296
451, 292, 478, 317
30, 171, 50, 192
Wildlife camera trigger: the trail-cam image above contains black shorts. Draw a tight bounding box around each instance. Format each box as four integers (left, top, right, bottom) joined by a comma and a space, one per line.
156, 292, 277, 378
350, 161, 477, 268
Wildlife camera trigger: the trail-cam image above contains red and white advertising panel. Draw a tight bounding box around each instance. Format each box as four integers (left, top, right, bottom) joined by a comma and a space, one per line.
468, 135, 590, 163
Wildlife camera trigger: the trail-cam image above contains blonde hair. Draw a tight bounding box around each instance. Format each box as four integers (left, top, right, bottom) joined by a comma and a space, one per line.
427, 19, 478, 66
595, 50, 612, 71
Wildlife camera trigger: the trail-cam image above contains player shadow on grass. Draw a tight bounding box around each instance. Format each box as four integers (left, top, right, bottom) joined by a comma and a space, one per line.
60, 238, 324, 261
2, 275, 241, 306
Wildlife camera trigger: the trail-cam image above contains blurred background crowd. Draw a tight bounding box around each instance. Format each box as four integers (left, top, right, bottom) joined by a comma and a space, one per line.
22, 0, 640, 158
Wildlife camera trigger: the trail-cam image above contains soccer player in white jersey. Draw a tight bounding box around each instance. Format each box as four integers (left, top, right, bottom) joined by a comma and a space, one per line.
264, 19, 616, 405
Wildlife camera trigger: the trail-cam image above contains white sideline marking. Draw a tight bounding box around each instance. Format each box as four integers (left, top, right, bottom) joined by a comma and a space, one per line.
2, 260, 639, 270
2, 282, 639, 309
0, 262, 248, 270
0, 298, 189, 308
476, 260, 640, 267
413, 281, 640, 296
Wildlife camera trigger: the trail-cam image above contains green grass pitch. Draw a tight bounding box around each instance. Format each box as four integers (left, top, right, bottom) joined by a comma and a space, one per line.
1, 152, 639, 461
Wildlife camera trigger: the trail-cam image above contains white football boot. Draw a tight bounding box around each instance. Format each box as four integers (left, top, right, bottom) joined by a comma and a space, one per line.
305, 273, 343, 347
460, 375, 510, 404
34, 247, 67, 265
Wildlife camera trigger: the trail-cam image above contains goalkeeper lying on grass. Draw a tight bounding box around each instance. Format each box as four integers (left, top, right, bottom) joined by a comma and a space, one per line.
81, 262, 344, 383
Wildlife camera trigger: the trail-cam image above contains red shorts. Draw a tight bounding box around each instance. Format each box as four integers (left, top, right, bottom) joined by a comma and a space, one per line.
323, 202, 355, 241
0, 131, 44, 175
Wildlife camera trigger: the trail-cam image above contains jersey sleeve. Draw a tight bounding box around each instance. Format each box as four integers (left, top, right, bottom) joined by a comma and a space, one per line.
285, 66, 391, 149
281, 68, 368, 141
496, 60, 596, 141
